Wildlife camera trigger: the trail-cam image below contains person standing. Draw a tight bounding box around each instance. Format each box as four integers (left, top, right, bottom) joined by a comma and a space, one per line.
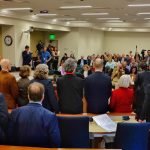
39, 47, 51, 64
7, 82, 61, 148
57, 58, 84, 114
22, 45, 32, 66
77, 56, 87, 68
84, 58, 112, 114
0, 59, 18, 109
0, 93, 8, 144
31, 64, 59, 113
17, 65, 31, 107
133, 64, 150, 121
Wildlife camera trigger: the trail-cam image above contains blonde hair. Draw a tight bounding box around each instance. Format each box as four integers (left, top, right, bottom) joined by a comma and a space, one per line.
118, 75, 131, 88
34, 64, 49, 79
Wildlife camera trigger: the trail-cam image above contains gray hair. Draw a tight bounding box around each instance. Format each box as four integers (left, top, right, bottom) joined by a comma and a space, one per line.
34, 64, 49, 79
64, 58, 77, 73
118, 75, 131, 88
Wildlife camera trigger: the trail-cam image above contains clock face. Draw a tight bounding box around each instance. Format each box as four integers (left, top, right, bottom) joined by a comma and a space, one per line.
4, 35, 13, 46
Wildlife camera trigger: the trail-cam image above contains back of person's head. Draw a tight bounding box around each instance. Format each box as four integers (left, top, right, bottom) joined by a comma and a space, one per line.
94, 58, 103, 70
118, 75, 131, 88
0, 59, 11, 71
19, 65, 31, 78
25, 45, 29, 49
28, 82, 45, 102
64, 58, 77, 73
34, 64, 49, 79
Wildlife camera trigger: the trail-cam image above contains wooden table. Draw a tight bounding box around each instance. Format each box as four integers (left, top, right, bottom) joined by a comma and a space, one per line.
0, 145, 121, 150
89, 115, 137, 138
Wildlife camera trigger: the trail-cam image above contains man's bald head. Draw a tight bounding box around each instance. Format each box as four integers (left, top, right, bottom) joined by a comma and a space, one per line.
94, 58, 104, 70
28, 82, 45, 102
0, 59, 11, 71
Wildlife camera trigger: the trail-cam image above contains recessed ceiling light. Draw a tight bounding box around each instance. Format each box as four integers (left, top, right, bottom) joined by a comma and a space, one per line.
97, 18, 120, 20
1, 7, 32, 11
36, 13, 57, 16
108, 28, 112, 31
128, 4, 150, 7
52, 19, 57, 22
0, 10, 9, 13
31, 15, 38, 19
60, 5, 92, 9
66, 22, 70, 25
137, 12, 150, 15
82, 13, 109, 16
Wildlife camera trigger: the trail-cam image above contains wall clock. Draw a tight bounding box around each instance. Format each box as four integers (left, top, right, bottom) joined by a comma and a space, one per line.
4, 35, 13, 46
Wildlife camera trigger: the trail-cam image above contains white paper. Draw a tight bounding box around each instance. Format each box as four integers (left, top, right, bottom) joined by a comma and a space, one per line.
93, 114, 117, 132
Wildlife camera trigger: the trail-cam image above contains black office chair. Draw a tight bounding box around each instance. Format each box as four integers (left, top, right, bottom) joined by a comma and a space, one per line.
114, 123, 150, 150
57, 116, 90, 148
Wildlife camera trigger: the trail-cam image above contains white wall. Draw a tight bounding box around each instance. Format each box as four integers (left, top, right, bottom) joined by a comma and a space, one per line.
0, 16, 70, 67
44, 28, 104, 59
78, 28, 104, 58
2, 25, 16, 65
104, 32, 150, 54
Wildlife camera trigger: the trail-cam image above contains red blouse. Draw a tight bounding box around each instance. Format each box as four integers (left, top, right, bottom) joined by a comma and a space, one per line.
109, 87, 134, 113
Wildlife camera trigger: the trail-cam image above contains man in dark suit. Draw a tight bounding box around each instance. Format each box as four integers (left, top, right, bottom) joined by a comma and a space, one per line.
22, 45, 32, 66
84, 58, 112, 114
77, 56, 87, 67
133, 64, 150, 121
57, 58, 84, 114
0, 93, 8, 144
7, 82, 61, 148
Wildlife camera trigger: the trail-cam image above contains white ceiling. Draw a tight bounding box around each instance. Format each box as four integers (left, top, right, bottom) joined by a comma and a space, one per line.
1, 0, 150, 31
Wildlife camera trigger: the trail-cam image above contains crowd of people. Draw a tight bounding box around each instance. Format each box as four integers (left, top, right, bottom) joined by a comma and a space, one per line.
0, 46, 150, 147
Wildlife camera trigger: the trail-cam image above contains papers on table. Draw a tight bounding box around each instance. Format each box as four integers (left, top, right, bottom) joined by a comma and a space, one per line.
93, 114, 117, 132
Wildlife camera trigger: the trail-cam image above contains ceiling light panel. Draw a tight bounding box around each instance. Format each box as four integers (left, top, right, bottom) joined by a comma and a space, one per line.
137, 12, 150, 15
36, 13, 57, 16
97, 18, 120, 20
60, 5, 92, 9
82, 13, 109, 16
128, 4, 150, 7
1, 7, 32, 11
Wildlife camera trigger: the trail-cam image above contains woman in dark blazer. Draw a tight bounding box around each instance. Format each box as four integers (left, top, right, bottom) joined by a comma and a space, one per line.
81, 64, 92, 78
17, 65, 31, 106
30, 64, 59, 113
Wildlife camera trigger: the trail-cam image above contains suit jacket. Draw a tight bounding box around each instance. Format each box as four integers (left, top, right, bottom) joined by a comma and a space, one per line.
134, 71, 150, 118
7, 103, 61, 148
30, 79, 59, 113
0, 71, 18, 109
57, 74, 84, 114
84, 72, 112, 114
109, 88, 134, 113
0, 93, 8, 144
77, 59, 87, 66
22, 50, 32, 66
140, 84, 150, 121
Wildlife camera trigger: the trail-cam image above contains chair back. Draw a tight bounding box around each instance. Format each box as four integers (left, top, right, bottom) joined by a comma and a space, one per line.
114, 123, 150, 150
57, 116, 90, 148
